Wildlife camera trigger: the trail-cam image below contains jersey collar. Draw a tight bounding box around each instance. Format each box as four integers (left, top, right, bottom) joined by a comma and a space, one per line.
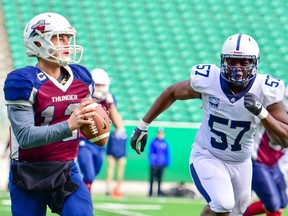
220, 75, 256, 103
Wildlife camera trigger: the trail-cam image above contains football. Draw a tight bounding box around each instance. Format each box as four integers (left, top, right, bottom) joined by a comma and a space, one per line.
80, 102, 111, 146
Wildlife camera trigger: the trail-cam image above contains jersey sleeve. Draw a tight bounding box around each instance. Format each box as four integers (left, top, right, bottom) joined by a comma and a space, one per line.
4, 67, 40, 106
256, 74, 285, 107
190, 64, 220, 94
69, 64, 94, 86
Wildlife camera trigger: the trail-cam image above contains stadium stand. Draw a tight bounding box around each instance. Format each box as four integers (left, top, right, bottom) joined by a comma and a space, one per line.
2, 0, 288, 122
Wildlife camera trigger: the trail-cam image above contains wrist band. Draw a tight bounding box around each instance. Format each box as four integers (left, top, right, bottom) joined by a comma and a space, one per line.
258, 107, 269, 120
137, 119, 150, 131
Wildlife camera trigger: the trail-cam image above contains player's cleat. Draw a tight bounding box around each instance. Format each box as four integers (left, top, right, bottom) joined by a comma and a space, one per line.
111, 186, 123, 198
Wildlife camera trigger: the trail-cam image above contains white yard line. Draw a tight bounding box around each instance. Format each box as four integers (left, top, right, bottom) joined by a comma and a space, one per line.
94, 203, 162, 216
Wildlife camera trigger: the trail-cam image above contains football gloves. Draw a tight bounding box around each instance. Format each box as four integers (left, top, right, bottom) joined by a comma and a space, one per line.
244, 92, 268, 119
130, 128, 147, 154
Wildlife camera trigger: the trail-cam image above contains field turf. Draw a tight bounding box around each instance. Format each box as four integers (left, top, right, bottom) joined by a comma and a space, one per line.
0, 191, 201, 216
0, 191, 288, 215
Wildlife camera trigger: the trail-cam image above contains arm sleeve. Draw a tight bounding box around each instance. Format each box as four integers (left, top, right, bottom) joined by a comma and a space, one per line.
8, 104, 73, 149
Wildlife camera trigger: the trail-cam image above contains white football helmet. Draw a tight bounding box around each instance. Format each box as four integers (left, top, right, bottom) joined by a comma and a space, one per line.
23, 12, 83, 66
91, 68, 111, 100
220, 33, 260, 86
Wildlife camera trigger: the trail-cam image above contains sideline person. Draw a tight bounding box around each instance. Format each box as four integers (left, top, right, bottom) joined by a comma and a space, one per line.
148, 127, 171, 197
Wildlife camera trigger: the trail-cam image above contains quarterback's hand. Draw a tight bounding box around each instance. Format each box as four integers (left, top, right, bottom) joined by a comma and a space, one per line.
244, 93, 268, 119
130, 128, 147, 154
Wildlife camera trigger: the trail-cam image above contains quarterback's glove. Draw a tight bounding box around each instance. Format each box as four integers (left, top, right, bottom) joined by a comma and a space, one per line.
130, 119, 150, 154
244, 92, 268, 119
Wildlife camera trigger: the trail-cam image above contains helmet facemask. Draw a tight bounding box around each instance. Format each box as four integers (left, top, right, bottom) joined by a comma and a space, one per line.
220, 33, 260, 86
90, 68, 111, 101
220, 55, 258, 86
93, 84, 110, 100
46, 32, 83, 66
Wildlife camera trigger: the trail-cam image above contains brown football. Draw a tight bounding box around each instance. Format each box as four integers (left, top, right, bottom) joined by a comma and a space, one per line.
80, 102, 110, 146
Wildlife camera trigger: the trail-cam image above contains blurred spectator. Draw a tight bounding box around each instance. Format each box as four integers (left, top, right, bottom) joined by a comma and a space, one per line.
163, 182, 196, 198
148, 127, 171, 197
77, 68, 126, 194
2, 127, 11, 192
2, 127, 11, 159
105, 130, 127, 198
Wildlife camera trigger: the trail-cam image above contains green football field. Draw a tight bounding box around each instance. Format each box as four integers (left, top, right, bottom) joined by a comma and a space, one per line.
0, 190, 288, 216
0, 191, 203, 216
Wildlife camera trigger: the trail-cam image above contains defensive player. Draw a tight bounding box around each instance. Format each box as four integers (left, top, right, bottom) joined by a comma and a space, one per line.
4, 12, 96, 216
244, 86, 288, 216
130, 33, 288, 215
77, 68, 127, 196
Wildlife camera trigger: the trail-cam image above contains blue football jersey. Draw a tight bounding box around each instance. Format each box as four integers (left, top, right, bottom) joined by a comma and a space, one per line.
4, 64, 94, 161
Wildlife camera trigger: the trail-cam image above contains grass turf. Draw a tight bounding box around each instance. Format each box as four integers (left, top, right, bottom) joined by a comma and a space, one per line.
0, 191, 287, 216
0, 191, 202, 216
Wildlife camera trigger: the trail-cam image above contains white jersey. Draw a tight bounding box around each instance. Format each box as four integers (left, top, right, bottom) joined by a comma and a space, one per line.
190, 64, 285, 162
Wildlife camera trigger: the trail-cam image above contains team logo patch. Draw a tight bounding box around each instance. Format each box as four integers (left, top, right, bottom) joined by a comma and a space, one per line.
208, 96, 220, 109
29, 20, 51, 38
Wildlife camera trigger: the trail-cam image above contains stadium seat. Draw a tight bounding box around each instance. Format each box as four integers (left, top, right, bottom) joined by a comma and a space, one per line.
2, 0, 288, 122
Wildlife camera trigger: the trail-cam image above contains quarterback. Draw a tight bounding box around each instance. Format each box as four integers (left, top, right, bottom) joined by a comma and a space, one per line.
4, 12, 96, 215
130, 33, 288, 216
